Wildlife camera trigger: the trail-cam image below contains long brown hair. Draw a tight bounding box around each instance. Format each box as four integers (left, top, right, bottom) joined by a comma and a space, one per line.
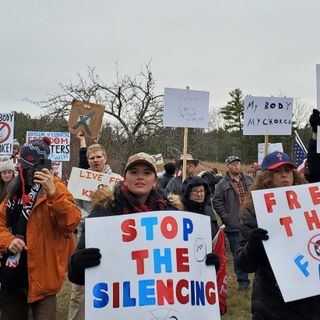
241, 169, 306, 213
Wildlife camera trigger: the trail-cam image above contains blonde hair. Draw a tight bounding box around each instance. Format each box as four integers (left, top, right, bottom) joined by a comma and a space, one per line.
87, 144, 107, 159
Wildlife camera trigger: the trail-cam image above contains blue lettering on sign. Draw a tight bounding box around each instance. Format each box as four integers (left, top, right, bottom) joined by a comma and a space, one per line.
139, 279, 156, 306
153, 248, 172, 273
141, 217, 158, 240
93, 282, 109, 308
183, 218, 193, 241
294, 255, 310, 277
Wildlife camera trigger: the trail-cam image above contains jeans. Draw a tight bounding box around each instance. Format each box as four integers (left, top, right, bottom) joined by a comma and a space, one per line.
226, 231, 250, 285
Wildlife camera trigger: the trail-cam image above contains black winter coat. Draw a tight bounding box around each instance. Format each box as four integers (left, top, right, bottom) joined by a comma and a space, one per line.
237, 206, 320, 320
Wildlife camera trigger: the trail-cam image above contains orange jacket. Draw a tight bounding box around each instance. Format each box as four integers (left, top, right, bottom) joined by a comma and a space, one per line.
0, 177, 81, 303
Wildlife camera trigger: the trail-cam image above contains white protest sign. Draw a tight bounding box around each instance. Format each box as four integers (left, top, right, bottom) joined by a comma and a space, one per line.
85, 211, 220, 320
0, 113, 14, 156
163, 88, 209, 129
252, 183, 320, 302
316, 64, 320, 109
258, 143, 283, 165
67, 167, 123, 200
26, 131, 71, 161
52, 161, 63, 178
243, 96, 293, 135
151, 153, 164, 165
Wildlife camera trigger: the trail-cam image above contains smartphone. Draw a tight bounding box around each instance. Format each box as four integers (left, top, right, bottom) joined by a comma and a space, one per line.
33, 158, 52, 172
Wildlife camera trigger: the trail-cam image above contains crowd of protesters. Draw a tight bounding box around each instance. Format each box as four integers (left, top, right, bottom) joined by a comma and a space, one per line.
0, 109, 319, 319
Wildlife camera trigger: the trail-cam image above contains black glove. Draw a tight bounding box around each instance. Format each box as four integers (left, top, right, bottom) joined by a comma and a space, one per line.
309, 109, 320, 133
247, 228, 269, 254
205, 252, 220, 271
72, 247, 101, 274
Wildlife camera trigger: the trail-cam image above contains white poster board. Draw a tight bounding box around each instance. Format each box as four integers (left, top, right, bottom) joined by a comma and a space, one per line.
163, 88, 209, 129
52, 161, 62, 178
258, 143, 283, 165
252, 183, 320, 302
243, 96, 293, 135
85, 211, 220, 320
316, 64, 320, 109
67, 167, 123, 200
0, 113, 14, 156
26, 131, 71, 161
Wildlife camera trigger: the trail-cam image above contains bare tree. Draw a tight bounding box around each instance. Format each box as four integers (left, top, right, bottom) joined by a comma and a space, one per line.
293, 97, 312, 129
31, 64, 163, 168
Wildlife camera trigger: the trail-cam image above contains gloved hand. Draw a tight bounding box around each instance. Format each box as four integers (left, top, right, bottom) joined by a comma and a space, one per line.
205, 252, 220, 271
72, 247, 101, 275
309, 109, 320, 133
247, 228, 269, 254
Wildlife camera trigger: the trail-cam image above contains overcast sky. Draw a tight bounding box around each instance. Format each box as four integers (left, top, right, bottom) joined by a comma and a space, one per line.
1, 0, 320, 117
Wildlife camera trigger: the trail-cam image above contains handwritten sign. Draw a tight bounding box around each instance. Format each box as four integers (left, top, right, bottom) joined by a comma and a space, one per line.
252, 183, 320, 302
26, 131, 71, 161
163, 88, 209, 129
258, 143, 283, 165
243, 96, 293, 135
85, 211, 220, 320
0, 113, 14, 156
67, 167, 123, 201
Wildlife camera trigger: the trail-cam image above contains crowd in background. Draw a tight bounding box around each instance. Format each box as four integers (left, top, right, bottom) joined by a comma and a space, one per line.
0, 110, 319, 319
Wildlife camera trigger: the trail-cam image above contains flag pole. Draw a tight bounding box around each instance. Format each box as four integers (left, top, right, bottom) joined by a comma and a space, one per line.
294, 130, 307, 154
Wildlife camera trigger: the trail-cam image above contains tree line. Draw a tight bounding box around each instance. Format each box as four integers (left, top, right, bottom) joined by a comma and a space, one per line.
14, 65, 313, 175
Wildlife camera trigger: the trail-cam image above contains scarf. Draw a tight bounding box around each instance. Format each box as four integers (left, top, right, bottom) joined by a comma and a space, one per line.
120, 183, 168, 214
0, 183, 41, 288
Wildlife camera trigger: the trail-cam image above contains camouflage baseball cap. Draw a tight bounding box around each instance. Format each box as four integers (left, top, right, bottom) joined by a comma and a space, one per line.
125, 152, 157, 174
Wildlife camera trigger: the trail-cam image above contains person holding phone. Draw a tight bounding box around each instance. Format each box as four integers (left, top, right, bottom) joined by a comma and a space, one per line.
0, 137, 81, 320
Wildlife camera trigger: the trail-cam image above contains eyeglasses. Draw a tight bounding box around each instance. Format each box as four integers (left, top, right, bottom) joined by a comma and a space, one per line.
191, 189, 205, 195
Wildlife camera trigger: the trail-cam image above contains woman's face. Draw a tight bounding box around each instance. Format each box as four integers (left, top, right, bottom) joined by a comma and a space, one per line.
271, 165, 294, 187
189, 185, 205, 203
1, 170, 14, 183
124, 164, 157, 197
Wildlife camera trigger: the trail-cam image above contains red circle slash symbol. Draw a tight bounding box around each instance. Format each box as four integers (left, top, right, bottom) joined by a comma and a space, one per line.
0, 122, 11, 144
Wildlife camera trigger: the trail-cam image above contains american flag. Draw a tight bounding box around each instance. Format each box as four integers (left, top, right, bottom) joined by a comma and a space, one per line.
294, 136, 307, 174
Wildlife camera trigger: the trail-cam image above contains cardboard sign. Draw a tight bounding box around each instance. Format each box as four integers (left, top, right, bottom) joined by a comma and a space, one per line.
0, 113, 14, 156
67, 167, 123, 201
243, 96, 293, 135
26, 131, 70, 161
151, 153, 164, 165
68, 99, 105, 140
252, 183, 320, 302
85, 211, 220, 320
163, 88, 209, 129
258, 143, 283, 165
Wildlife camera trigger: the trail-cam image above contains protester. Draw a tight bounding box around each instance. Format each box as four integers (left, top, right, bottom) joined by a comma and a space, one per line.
198, 168, 223, 202
157, 162, 176, 189
11, 139, 20, 168
182, 176, 219, 240
68, 130, 115, 320
68, 152, 219, 286
166, 153, 199, 195
0, 137, 81, 320
306, 109, 320, 182
0, 157, 16, 204
236, 150, 320, 319
213, 155, 253, 290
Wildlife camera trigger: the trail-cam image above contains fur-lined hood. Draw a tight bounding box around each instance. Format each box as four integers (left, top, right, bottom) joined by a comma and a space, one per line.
91, 185, 184, 211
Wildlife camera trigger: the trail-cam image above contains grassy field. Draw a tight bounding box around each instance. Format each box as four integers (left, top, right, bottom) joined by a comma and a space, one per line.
57, 249, 252, 320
